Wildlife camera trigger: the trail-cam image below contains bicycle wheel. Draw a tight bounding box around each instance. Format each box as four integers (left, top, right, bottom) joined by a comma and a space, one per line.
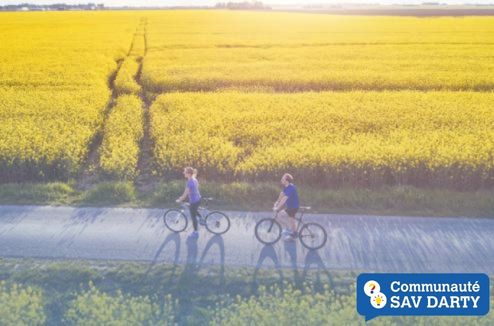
205, 211, 231, 235
299, 222, 327, 250
255, 218, 282, 245
163, 209, 188, 233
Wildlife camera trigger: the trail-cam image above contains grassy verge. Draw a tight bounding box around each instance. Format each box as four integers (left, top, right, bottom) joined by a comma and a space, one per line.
0, 258, 492, 325
0, 258, 352, 325
0, 180, 492, 217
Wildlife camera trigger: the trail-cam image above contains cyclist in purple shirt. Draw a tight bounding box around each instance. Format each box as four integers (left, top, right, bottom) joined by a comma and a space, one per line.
273, 173, 300, 241
176, 166, 202, 238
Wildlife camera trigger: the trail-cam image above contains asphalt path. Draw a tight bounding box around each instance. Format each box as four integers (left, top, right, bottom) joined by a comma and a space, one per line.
0, 205, 493, 274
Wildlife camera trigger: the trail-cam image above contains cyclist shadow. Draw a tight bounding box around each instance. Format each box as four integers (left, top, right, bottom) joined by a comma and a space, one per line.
199, 235, 226, 290
177, 234, 226, 322
252, 244, 284, 292
303, 249, 334, 289
252, 242, 332, 291
283, 240, 303, 287
145, 232, 181, 280
179, 234, 226, 287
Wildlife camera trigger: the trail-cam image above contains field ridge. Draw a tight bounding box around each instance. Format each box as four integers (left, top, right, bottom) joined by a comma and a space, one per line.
76, 59, 124, 190
77, 20, 145, 189
134, 18, 157, 192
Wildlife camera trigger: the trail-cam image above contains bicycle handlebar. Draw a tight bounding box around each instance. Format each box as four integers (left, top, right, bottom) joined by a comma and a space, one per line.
177, 197, 213, 206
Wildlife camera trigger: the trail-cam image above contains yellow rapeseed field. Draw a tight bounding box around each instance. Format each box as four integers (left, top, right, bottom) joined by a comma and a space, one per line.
0, 12, 138, 180
114, 58, 141, 95
150, 91, 494, 187
100, 95, 144, 179
1, 10, 493, 188
144, 11, 494, 47
142, 11, 494, 92
0, 87, 109, 180
142, 44, 494, 92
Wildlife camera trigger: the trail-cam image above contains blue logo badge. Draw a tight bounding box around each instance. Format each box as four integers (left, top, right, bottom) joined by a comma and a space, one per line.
357, 273, 489, 321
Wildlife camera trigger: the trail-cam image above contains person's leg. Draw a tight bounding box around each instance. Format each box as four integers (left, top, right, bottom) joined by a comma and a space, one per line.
196, 198, 202, 220
282, 209, 297, 241
276, 209, 290, 230
288, 210, 297, 233
189, 202, 199, 231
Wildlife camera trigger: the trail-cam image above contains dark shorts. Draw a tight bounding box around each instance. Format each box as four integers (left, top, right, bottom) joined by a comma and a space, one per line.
285, 207, 298, 218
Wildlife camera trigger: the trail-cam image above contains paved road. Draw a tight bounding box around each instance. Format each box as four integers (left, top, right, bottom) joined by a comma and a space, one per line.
0, 205, 493, 274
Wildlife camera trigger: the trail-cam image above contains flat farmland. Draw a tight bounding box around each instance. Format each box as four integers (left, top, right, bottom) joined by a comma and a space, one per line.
150, 91, 494, 188
142, 44, 494, 92
0, 12, 139, 181
1, 10, 493, 195
143, 13, 494, 92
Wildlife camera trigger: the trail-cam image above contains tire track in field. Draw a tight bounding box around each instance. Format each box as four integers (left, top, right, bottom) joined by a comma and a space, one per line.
77, 21, 144, 190
135, 18, 158, 192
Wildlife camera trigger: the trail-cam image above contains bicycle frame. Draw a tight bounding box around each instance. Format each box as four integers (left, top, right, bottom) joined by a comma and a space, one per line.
179, 201, 210, 221
255, 207, 326, 249
165, 197, 231, 235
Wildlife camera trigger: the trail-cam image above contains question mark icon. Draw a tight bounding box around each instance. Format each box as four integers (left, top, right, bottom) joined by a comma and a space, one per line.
364, 280, 381, 297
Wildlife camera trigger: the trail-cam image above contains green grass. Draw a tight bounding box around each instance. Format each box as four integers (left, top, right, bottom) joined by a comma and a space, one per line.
0, 181, 77, 205
0, 258, 493, 325
0, 258, 351, 325
81, 181, 137, 205
0, 180, 492, 217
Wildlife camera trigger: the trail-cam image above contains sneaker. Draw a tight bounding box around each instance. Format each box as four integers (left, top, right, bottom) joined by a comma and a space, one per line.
284, 234, 296, 242
188, 231, 199, 239
281, 229, 292, 236
284, 230, 298, 241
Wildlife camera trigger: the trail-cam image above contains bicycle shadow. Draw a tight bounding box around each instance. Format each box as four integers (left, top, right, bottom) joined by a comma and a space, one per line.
145, 232, 181, 278
283, 240, 302, 286
252, 242, 332, 291
176, 234, 226, 323
199, 235, 225, 266
252, 244, 284, 291
178, 234, 226, 285
303, 249, 334, 289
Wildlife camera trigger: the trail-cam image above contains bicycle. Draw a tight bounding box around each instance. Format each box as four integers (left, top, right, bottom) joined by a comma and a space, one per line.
254, 206, 327, 250
163, 197, 231, 235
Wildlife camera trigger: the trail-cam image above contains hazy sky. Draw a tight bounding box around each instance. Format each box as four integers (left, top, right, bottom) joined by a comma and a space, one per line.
1, 0, 493, 6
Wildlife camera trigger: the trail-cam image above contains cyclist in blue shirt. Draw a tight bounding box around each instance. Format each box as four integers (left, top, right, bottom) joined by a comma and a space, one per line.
273, 173, 300, 241
176, 166, 201, 238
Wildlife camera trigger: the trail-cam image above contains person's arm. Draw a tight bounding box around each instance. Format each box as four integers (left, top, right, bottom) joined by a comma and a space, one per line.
274, 193, 288, 211
176, 186, 189, 202
274, 191, 284, 207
